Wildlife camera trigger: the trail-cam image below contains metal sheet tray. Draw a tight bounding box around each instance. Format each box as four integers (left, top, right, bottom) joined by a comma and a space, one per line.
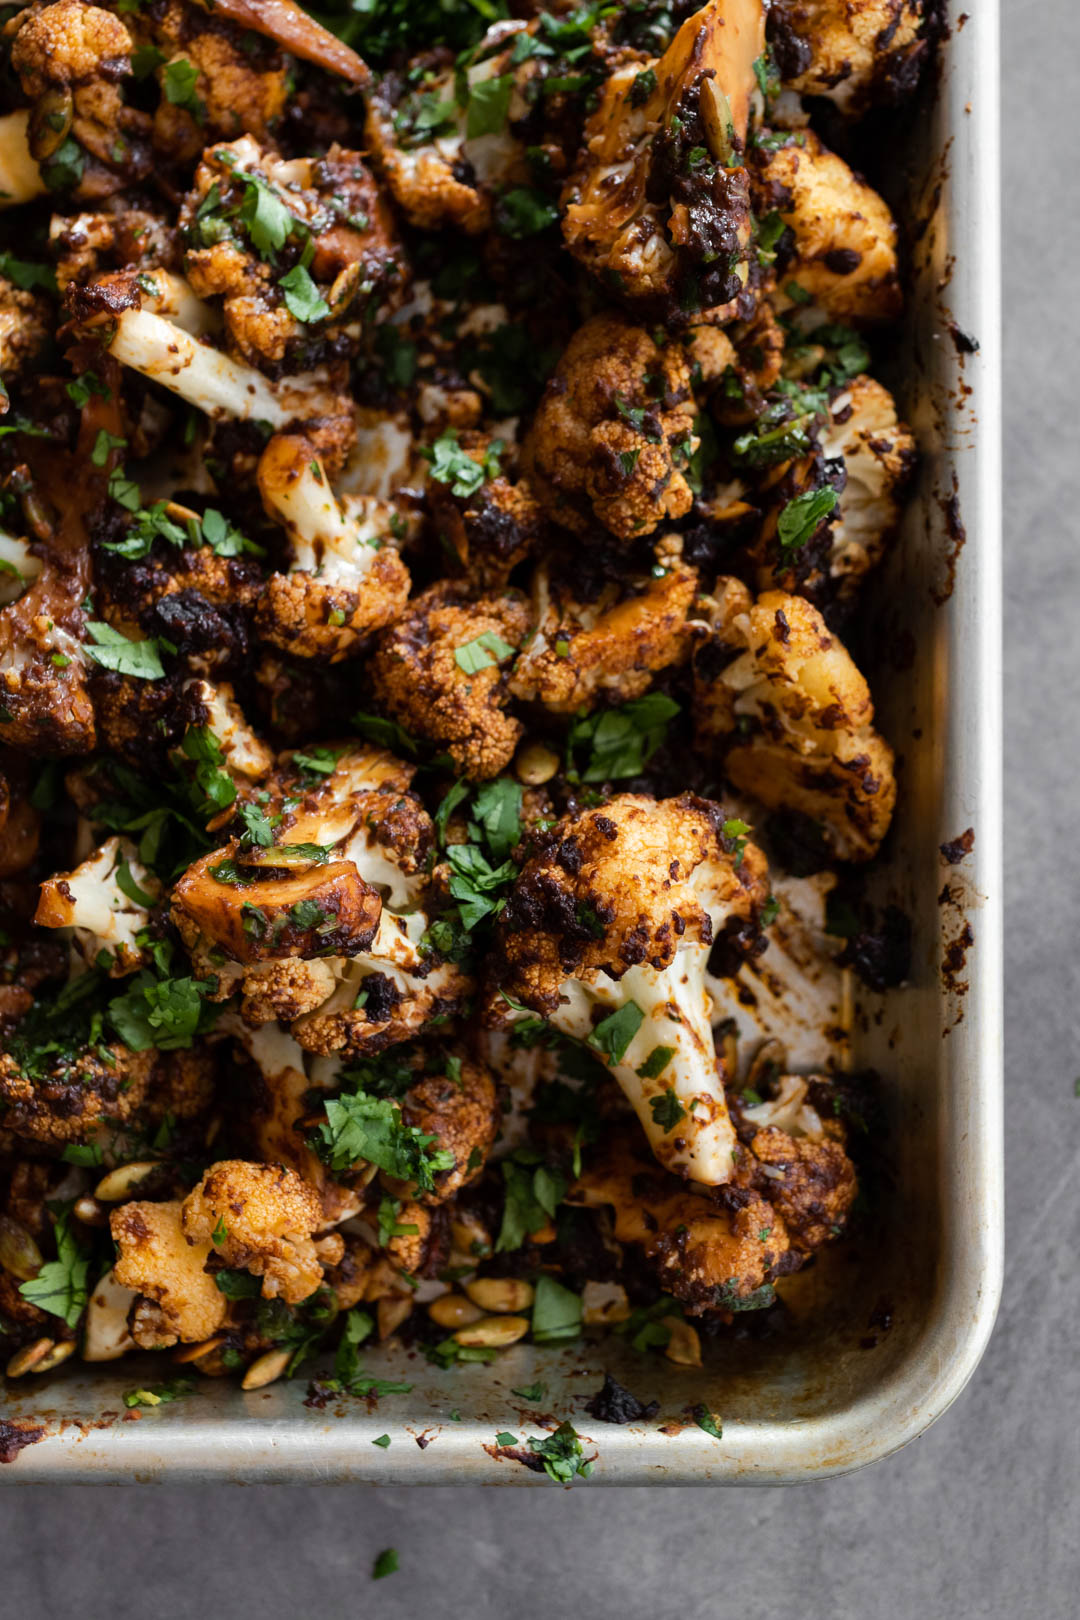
0, 1, 1002, 1484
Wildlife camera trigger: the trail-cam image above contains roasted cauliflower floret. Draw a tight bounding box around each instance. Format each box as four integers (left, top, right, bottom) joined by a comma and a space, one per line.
364, 38, 531, 235
180, 678, 275, 786
524, 313, 698, 542
426, 433, 547, 588
180, 137, 401, 366
0, 571, 95, 754
137, 0, 288, 162
34, 834, 160, 976
487, 793, 769, 1182
694, 580, 896, 860
369, 580, 530, 780
572, 1130, 792, 1315
743, 373, 915, 606
0, 1038, 152, 1145
561, 0, 763, 319
750, 129, 902, 323
255, 433, 411, 662
172, 741, 470, 1043
740, 1072, 858, 1249
509, 542, 698, 713
818, 374, 916, 587
8, 0, 151, 184
768, 0, 933, 116
399, 1050, 500, 1204
111, 1197, 225, 1347
0, 279, 51, 394
181, 1159, 327, 1305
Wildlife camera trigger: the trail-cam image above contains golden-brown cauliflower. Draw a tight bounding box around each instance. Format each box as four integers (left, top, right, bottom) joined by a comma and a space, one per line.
111, 1197, 226, 1347
181, 1159, 328, 1305
750, 128, 902, 322
399, 1050, 500, 1204
0, 278, 51, 393
255, 433, 412, 662
369, 580, 530, 780
509, 541, 698, 713
694, 579, 896, 860
9, 0, 151, 183
572, 1129, 792, 1315
744, 374, 915, 606
0, 568, 96, 755
136, 0, 289, 163
0, 1040, 152, 1146
768, 0, 933, 116
180, 137, 401, 366
524, 313, 698, 542
487, 793, 769, 1183
364, 37, 531, 235
561, 0, 763, 319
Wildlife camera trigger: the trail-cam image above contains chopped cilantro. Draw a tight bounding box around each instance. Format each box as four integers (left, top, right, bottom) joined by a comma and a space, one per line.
587, 1002, 644, 1064
527, 1421, 593, 1483
566, 693, 679, 782
0, 252, 57, 294
495, 187, 559, 239
531, 1275, 582, 1344
692, 1403, 723, 1440
454, 631, 517, 674
18, 1202, 89, 1328
423, 429, 503, 497
84, 622, 165, 680
372, 1549, 399, 1581
163, 58, 204, 121
372, 1433, 391, 1448
648, 1088, 686, 1132
123, 1378, 195, 1408
496, 1150, 566, 1253
314, 1092, 455, 1190
467, 73, 513, 138
512, 1381, 546, 1402
637, 1045, 675, 1080
279, 263, 330, 323
777, 486, 838, 553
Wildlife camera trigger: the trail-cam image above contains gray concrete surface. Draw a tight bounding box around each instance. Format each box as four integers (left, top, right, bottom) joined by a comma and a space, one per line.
2, 4, 1076, 1615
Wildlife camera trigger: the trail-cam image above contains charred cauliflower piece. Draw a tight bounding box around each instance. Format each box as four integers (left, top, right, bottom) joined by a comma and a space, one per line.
768, 0, 934, 116
181, 1159, 327, 1305
399, 1049, 500, 1204
137, 0, 289, 162
509, 541, 698, 713
8, 0, 151, 187
695, 580, 896, 860
524, 313, 698, 542
180, 137, 401, 367
561, 0, 764, 319
0, 1039, 152, 1146
750, 129, 902, 323
172, 742, 470, 1044
111, 1197, 225, 1347
0, 566, 95, 755
427, 433, 547, 588
487, 794, 769, 1183
572, 1130, 792, 1314
34, 834, 160, 976
369, 580, 529, 780
364, 34, 532, 234
255, 433, 411, 662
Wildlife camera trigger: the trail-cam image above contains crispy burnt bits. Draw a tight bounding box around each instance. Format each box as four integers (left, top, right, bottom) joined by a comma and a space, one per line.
0, 0, 928, 1395
766, 0, 938, 116
562, 0, 765, 322
486, 794, 770, 1183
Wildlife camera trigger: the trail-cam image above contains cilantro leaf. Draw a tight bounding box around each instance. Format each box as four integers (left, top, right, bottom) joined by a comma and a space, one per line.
692, 1403, 723, 1440
163, 58, 204, 120
777, 487, 838, 553
423, 429, 503, 497
567, 693, 679, 782
648, 1088, 686, 1132
84, 622, 165, 680
496, 187, 559, 238
467, 73, 513, 138
637, 1045, 675, 1080
0, 252, 57, 294
526, 1421, 593, 1483
531, 1275, 582, 1344
469, 777, 522, 862
454, 631, 517, 674
18, 1203, 90, 1328
314, 1092, 455, 1190
587, 1002, 644, 1064
279, 264, 330, 324
495, 1152, 566, 1252
373, 1549, 399, 1580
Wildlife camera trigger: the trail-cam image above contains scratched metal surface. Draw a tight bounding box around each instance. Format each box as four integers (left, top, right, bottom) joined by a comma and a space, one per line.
0, 0, 1002, 1484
